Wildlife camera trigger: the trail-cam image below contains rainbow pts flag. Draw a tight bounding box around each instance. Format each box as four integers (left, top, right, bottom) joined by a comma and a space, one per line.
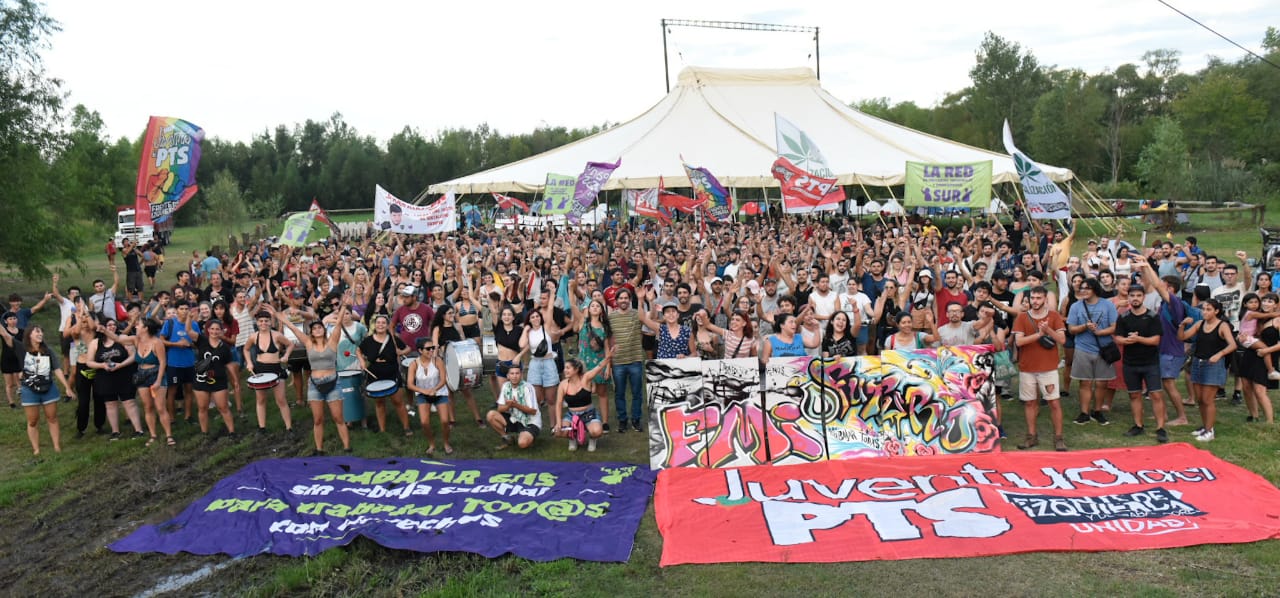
134, 116, 205, 226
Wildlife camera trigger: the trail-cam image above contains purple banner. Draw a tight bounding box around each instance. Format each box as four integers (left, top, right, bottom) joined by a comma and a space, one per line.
568, 158, 620, 223
109, 458, 655, 562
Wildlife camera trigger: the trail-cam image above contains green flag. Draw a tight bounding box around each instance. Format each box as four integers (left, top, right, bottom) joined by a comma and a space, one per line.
904, 161, 992, 208
279, 212, 317, 247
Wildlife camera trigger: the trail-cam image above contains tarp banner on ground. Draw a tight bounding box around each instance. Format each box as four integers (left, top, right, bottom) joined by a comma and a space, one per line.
646, 347, 999, 470
109, 458, 656, 562
540, 173, 578, 215
278, 212, 317, 247
569, 158, 620, 224
656, 443, 1280, 566
134, 116, 205, 226
903, 161, 992, 208
1002, 120, 1071, 220
374, 185, 457, 235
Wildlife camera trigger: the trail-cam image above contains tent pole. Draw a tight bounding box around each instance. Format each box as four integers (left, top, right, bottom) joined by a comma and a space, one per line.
662, 20, 671, 93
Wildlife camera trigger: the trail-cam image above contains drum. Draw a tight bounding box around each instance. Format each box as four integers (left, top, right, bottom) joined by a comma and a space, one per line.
246, 373, 280, 390
399, 353, 419, 384
365, 379, 399, 398
445, 339, 484, 391
481, 335, 498, 374
338, 370, 365, 424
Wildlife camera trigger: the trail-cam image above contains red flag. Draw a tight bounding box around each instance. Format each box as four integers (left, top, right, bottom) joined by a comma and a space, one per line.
309, 199, 339, 236
771, 156, 845, 213
658, 176, 703, 214
626, 188, 671, 225
492, 192, 529, 212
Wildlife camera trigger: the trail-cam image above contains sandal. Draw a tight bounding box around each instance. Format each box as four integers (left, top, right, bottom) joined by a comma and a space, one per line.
146, 437, 157, 447
1054, 436, 1068, 452
1017, 434, 1038, 450
166, 436, 176, 446
444, 445, 454, 455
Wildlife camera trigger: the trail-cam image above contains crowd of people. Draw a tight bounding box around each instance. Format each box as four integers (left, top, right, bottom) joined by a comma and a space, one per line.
7, 212, 1278, 457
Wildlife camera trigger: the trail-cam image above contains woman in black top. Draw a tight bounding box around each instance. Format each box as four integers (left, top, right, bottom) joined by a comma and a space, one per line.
432, 305, 480, 427
1178, 299, 1237, 442
822, 311, 860, 358
192, 319, 236, 437
1, 311, 23, 408
86, 318, 139, 440
490, 305, 525, 401
357, 314, 412, 434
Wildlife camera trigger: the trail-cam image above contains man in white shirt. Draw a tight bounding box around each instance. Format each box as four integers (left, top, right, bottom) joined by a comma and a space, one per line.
486, 363, 541, 450
808, 273, 840, 322
937, 302, 979, 346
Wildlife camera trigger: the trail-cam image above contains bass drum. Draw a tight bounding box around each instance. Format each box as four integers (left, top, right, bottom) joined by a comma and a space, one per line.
445, 340, 484, 391
481, 335, 498, 374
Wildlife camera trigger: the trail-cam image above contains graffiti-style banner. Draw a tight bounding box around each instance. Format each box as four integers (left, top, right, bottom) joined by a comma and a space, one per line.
134, 116, 204, 226
110, 458, 655, 562
656, 444, 1280, 565
646, 348, 999, 470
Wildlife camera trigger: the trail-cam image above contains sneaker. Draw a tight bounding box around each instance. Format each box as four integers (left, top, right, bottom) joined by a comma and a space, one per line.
75, 430, 85, 439
1054, 436, 1068, 451
1193, 426, 1205, 436
109, 432, 121, 441
1216, 389, 1226, 400
998, 425, 1007, 439
1247, 416, 1256, 423
1268, 371, 1280, 381
1124, 425, 1144, 437
1194, 428, 1215, 442
603, 423, 611, 433
568, 439, 579, 451
1073, 412, 1092, 425
616, 422, 627, 434
1155, 428, 1169, 443
587, 438, 598, 452
258, 427, 268, 436
1061, 391, 1071, 399
1092, 411, 1110, 426
1231, 391, 1242, 405
631, 420, 643, 433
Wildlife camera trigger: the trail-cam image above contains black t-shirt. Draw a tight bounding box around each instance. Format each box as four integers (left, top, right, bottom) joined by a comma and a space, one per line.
677, 303, 704, 329
1116, 310, 1161, 366
822, 333, 859, 357
194, 336, 232, 382
359, 333, 404, 381
123, 250, 141, 273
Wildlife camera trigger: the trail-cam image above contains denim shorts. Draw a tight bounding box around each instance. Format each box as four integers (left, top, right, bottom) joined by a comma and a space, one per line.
1159, 354, 1184, 380
307, 375, 341, 402
562, 407, 601, 425
1189, 356, 1227, 387
527, 357, 559, 387
414, 392, 450, 406
20, 384, 60, 406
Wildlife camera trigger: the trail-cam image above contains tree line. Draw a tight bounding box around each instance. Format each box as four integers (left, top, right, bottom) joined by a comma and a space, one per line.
855, 30, 1280, 204
2, 0, 1277, 277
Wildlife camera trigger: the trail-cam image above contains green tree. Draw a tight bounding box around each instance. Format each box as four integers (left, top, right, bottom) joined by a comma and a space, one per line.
199, 170, 249, 245
1029, 70, 1107, 181
1173, 71, 1266, 161
0, 0, 89, 278
964, 32, 1050, 149
1135, 118, 1192, 199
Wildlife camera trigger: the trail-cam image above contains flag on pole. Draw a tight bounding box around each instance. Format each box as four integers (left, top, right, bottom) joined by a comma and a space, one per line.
773, 114, 844, 214
568, 158, 621, 224
625, 188, 671, 224
657, 176, 702, 214
279, 211, 317, 247
308, 199, 339, 237
1002, 120, 1072, 220
492, 193, 529, 212
681, 161, 733, 222
134, 116, 205, 226
541, 173, 577, 215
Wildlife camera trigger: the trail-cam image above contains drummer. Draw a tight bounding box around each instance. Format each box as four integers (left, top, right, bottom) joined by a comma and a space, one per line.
432, 305, 482, 427
329, 295, 368, 430
356, 314, 412, 435
244, 308, 294, 435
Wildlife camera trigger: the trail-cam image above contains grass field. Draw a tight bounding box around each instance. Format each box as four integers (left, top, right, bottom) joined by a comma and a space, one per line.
0, 214, 1277, 597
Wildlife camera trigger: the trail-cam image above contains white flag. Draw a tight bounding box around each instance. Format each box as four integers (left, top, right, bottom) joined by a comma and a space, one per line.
1002, 120, 1071, 220
374, 185, 458, 234
776, 113, 834, 177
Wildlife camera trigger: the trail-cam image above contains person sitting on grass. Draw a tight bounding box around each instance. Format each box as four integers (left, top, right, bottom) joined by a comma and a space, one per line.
554, 352, 615, 453
487, 362, 540, 450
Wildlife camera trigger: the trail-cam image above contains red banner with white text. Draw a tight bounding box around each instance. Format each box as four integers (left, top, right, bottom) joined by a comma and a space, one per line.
656, 444, 1280, 566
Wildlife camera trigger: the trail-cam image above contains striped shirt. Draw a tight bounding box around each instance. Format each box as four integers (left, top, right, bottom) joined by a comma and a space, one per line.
608, 309, 645, 365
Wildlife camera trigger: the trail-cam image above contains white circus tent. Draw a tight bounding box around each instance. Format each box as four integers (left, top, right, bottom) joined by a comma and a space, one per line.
427, 66, 1073, 195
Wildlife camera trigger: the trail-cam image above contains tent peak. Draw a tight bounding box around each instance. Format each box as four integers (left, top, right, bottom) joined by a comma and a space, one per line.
676, 66, 819, 88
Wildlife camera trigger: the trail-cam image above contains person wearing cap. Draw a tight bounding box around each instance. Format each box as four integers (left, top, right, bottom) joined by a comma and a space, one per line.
279, 288, 317, 407
392, 283, 434, 357
639, 291, 694, 360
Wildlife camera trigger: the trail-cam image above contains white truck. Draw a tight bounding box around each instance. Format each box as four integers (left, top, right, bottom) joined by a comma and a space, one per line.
113, 207, 172, 248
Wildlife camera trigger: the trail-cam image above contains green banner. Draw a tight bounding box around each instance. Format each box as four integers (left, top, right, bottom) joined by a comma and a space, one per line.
904, 161, 992, 208
279, 212, 316, 247
541, 173, 577, 215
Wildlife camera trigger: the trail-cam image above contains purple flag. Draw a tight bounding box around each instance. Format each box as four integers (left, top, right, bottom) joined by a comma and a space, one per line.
109, 457, 655, 562
568, 158, 621, 223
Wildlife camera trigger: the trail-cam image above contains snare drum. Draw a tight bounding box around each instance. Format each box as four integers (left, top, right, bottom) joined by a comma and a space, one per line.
365, 379, 399, 398
246, 372, 280, 390
481, 335, 498, 374
445, 339, 484, 390
400, 353, 419, 385
338, 370, 365, 423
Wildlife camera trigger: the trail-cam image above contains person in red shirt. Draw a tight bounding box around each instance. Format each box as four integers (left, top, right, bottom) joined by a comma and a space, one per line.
1013, 285, 1068, 451
392, 285, 434, 351
935, 270, 969, 322
105, 239, 117, 266
602, 269, 637, 311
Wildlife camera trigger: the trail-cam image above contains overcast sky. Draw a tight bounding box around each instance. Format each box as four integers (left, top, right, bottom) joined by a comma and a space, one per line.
43, 0, 1280, 144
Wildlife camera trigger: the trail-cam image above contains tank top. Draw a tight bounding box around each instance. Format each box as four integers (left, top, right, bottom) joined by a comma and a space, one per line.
529, 327, 556, 359
414, 359, 446, 396
137, 347, 160, 366
307, 345, 338, 371
565, 386, 593, 409
767, 334, 806, 357
1193, 321, 1230, 360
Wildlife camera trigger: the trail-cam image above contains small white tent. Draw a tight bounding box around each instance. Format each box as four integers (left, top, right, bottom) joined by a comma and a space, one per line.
880, 198, 905, 215
427, 66, 1073, 194
985, 198, 1007, 214
861, 200, 882, 214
